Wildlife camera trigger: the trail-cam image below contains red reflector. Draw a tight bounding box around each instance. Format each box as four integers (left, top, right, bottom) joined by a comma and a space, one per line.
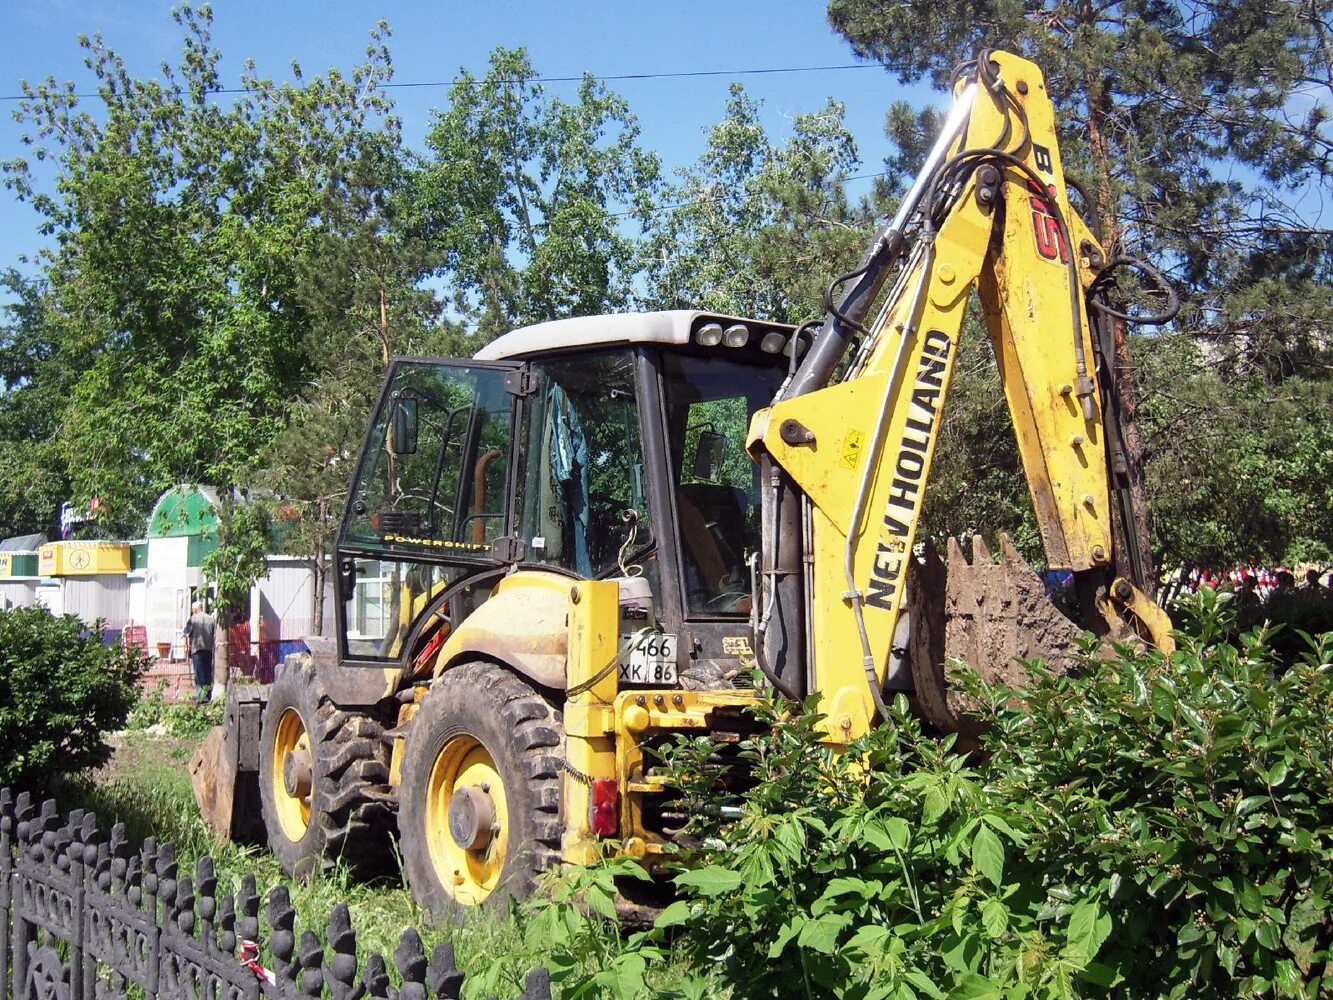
589, 778, 619, 836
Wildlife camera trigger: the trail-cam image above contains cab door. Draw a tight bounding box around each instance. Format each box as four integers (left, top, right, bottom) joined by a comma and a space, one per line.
335, 358, 524, 666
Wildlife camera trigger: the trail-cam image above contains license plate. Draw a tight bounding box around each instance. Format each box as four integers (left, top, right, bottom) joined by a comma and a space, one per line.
618, 632, 678, 685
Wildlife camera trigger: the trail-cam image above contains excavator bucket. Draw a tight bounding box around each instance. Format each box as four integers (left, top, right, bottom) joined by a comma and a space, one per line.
906, 532, 1084, 737
188, 685, 268, 844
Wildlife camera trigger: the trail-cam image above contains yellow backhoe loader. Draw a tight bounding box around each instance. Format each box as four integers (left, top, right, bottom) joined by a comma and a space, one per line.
192, 50, 1175, 918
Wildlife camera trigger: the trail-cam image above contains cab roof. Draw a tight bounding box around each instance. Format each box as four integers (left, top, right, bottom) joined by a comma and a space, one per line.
473, 309, 794, 361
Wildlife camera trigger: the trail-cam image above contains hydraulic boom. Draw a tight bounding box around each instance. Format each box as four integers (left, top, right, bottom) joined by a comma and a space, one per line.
748, 50, 1173, 738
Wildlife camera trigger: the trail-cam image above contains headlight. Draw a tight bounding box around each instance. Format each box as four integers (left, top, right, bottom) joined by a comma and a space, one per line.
695, 322, 724, 346
723, 323, 749, 348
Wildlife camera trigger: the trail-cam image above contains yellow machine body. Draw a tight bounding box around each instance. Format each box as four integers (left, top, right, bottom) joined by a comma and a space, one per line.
195, 49, 1175, 904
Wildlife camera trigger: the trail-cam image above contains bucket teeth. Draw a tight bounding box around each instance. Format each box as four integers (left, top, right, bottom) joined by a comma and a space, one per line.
999, 532, 1026, 568
972, 534, 993, 564
905, 529, 1082, 739
946, 535, 967, 570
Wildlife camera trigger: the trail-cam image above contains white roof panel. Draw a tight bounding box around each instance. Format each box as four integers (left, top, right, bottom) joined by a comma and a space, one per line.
474, 311, 698, 361
473, 310, 795, 361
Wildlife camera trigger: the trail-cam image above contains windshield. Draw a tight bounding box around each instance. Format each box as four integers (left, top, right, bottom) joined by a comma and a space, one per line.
660, 352, 786, 615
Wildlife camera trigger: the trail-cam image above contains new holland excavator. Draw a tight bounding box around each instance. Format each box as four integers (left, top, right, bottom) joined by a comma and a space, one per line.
192, 50, 1175, 917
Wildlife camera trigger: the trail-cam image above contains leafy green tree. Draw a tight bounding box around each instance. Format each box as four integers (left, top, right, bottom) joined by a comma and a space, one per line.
200, 492, 271, 696
1136, 331, 1333, 569
0, 271, 73, 538
2, 6, 406, 535
641, 87, 878, 323
416, 48, 661, 341
254, 118, 467, 633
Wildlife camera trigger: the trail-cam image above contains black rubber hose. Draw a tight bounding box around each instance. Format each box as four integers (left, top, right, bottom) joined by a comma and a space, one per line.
1088, 255, 1181, 324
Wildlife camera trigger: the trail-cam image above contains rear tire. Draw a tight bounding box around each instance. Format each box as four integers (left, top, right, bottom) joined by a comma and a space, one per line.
258, 656, 393, 879
398, 662, 562, 919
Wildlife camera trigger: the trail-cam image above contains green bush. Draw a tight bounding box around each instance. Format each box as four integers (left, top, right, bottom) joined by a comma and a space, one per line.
1235, 586, 1333, 666
521, 697, 1106, 999
645, 697, 1101, 999
163, 699, 223, 738
516, 595, 1333, 998
128, 682, 224, 738
127, 679, 170, 730
0, 605, 146, 789
988, 591, 1333, 996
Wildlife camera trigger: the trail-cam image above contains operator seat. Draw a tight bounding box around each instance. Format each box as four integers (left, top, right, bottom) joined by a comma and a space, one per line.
676, 484, 751, 613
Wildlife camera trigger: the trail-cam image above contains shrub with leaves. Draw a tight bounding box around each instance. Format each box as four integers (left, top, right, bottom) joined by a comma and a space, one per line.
984, 590, 1333, 996
0, 605, 146, 788
517, 696, 1108, 999
649, 696, 1105, 1000
127, 679, 170, 730
1234, 585, 1333, 667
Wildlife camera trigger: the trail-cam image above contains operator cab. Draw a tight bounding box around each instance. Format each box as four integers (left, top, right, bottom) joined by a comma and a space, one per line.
334, 310, 798, 688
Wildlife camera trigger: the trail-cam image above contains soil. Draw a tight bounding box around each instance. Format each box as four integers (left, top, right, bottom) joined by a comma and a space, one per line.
909, 533, 1083, 736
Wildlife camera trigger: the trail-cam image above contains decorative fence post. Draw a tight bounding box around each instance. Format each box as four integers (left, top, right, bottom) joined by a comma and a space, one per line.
0, 788, 12, 998
0, 788, 553, 1000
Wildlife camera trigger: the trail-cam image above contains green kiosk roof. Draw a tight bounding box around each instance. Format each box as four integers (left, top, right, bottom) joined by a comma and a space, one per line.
148, 486, 219, 539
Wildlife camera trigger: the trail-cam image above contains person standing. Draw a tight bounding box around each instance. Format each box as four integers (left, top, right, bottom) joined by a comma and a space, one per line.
183, 600, 217, 703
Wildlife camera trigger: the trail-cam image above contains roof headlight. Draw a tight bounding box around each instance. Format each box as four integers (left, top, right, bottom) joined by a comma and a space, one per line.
695, 322, 724, 347
722, 323, 749, 348
759, 331, 786, 354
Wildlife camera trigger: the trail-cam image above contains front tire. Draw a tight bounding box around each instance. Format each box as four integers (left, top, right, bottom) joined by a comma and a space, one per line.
258, 657, 393, 879
398, 662, 563, 918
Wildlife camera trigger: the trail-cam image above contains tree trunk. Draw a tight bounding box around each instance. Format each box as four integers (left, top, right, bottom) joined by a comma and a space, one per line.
211, 605, 230, 703
378, 286, 391, 365
312, 538, 326, 637
1082, 47, 1158, 591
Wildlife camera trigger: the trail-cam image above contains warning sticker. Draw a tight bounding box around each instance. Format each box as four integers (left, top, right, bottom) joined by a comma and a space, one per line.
721, 636, 753, 656
841, 429, 864, 470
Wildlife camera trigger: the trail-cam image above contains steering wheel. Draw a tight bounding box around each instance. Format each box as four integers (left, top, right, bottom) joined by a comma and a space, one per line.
704, 569, 751, 612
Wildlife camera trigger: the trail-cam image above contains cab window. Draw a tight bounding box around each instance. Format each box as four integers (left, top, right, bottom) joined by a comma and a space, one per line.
344, 362, 514, 557
518, 351, 651, 577
661, 352, 785, 615
343, 556, 464, 660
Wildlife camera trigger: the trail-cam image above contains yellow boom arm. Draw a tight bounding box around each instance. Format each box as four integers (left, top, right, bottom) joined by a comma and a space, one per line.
749, 51, 1172, 738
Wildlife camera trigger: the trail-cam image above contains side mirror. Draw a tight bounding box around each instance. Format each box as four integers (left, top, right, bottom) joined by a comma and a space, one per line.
692, 429, 726, 482
389, 397, 418, 455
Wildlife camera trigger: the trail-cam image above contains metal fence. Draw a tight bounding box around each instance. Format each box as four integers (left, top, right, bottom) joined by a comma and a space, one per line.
0, 788, 552, 1000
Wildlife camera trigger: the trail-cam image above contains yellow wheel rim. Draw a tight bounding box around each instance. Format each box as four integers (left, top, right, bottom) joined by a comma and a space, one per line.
425, 735, 509, 905
272, 708, 312, 842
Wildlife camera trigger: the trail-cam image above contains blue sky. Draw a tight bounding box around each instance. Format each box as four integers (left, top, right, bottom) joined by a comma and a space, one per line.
0, 1, 942, 274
